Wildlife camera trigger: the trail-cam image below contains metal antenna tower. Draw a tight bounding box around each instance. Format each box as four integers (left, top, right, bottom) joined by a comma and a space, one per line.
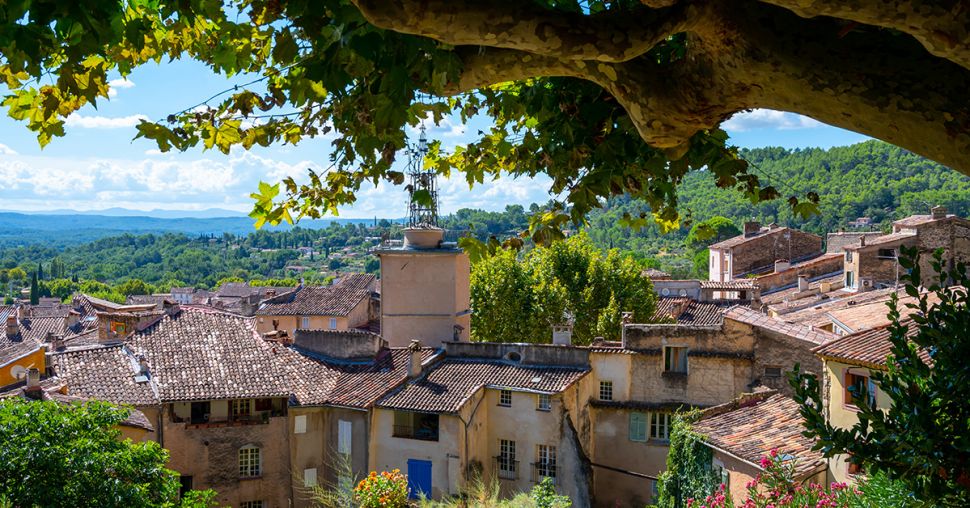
406, 126, 439, 228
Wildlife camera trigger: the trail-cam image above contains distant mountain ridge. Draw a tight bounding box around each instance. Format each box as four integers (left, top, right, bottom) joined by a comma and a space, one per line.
16, 207, 248, 219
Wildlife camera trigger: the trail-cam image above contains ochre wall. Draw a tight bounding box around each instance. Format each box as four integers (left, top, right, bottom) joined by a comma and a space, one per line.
0, 347, 45, 387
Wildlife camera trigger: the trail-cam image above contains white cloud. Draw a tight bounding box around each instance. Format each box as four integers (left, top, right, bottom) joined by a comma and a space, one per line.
722, 109, 822, 132
408, 113, 466, 139
107, 78, 135, 98
65, 114, 150, 129
0, 143, 17, 155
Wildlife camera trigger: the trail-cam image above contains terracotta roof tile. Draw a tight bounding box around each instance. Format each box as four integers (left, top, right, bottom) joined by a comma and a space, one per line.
694, 392, 824, 478
276, 346, 435, 408
725, 306, 837, 345
654, 298, 733, 326
699, 280, 758, 290
0, 340, 43, 370
49, 344, 159, 406
844, 232, 916, 250
0, 382, 154, 431
709, 227, 794, 250
258, 285, 369, 316
377, 358, 589, 414
333, 273, 377, 291
814, 319, 928, 368
126, 307, 290, 401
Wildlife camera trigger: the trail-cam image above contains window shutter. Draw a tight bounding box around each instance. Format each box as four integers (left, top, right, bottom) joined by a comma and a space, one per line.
338, 420, 353, 455
629, 412, 646, 442
294, 415, 307, 434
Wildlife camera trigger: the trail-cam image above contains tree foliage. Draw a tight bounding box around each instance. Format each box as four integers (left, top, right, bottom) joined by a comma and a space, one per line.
0, 399, 208, 508
470, 233, 655, 344
655, 411, 719, 508
792, 247, 970, 506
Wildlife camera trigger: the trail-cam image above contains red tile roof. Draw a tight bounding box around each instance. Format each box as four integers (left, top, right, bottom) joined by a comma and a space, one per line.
725, 306, 837, 345
814, 319, 928, 368
709, 227, 796, 250
333, 273, 378, 291
699, 280, 758, 290
277, 346, 435, 408
844, 232, 916, 250
693, 392, 824, 479
49, 344, 159, 406
258, 285, 370, 317
377, 358, 589, 414
654, 298, 732, 326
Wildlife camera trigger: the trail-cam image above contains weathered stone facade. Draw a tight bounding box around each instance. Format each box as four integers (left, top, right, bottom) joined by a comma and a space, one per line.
709, 224, 823, 281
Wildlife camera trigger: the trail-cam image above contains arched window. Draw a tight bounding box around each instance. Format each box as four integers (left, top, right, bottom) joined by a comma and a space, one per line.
239, 445, 261, 477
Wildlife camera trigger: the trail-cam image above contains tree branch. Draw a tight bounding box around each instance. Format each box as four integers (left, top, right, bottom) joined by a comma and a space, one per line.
759, 0, 970, 70
352, 0, 694, 63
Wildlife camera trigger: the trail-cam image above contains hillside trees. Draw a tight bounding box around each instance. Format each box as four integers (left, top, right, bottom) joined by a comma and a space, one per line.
470, 234, 655, 344
3, 1, 969, 238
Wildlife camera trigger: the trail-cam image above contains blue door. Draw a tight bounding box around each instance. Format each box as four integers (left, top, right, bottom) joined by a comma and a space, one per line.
407, 459, 432, 500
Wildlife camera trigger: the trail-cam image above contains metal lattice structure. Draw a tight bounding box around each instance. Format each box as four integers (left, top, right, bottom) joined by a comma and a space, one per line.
406, 126, 439, 228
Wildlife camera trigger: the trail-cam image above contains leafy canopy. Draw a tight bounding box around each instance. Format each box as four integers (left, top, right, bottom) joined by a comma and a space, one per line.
0, 0, 818, 239
0, 399, 213, 508
792, 246, 970, 505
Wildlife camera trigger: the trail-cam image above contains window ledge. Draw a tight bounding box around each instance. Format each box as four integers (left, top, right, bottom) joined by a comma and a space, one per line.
239, 475, 263, 481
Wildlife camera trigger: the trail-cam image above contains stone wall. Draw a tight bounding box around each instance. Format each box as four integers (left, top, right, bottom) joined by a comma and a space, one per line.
730, 229, 822, 277
293, 329, 385, 359
444, 341, 590, 367
825, 232, 885, 254
754, 254, 844, 294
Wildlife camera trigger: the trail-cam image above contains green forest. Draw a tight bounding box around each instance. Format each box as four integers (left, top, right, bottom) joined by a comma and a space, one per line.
0, 140, 966, 300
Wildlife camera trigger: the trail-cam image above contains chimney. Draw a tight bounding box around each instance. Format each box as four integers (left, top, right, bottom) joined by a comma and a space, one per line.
137, 354, 150, 376
51, 335, 65, 351
797, 275, 810, 292
774, 259, 790, 273
407, 340, 423, 377
931, 205, 947, 220
25, 367, 42, 398
819, 281, 832, 294
743, 221, 761, 238
859, 236, 866, 247
552, 324, 574, 345
6, 313, 19, 341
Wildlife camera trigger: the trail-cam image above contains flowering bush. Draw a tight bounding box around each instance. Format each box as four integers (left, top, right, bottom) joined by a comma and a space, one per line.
687, 449, 861, 508
354, 469, 410, 508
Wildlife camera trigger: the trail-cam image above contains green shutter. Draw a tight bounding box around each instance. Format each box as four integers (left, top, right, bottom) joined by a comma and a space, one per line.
629, 412, 647, 442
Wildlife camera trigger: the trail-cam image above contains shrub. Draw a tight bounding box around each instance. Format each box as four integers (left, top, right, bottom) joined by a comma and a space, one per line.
353, 469, 409, 508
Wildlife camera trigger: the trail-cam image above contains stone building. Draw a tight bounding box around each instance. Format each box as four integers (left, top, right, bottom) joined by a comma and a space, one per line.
708, 223, 823, 282
255, 275, 376, 337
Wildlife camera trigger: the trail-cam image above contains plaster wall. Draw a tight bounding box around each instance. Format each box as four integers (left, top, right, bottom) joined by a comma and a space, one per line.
824, 360, 891, 485
590, 406, 667, 508
370, 408, 462, 500
0, 347, 46, 387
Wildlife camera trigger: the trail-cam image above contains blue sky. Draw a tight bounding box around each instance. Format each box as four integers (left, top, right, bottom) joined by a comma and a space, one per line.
0, 60, 869, 218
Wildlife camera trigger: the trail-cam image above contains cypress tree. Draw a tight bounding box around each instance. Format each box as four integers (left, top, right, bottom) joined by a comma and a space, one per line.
29, 271, 38, 305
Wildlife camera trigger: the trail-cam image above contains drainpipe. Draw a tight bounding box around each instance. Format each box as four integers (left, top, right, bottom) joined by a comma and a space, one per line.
457, 390, 488, 483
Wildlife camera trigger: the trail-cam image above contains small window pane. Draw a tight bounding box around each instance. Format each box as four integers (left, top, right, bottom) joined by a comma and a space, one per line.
537, 394, 551, 411
599, 381, 613, 401
239, 446, 261, 477
650, 413, 670, 440
499, 390, 512, 407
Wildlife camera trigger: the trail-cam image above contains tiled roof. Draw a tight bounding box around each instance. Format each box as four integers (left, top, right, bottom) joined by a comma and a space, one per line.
699, 280, 757, 290
258, 285, 369, 317
654, 298, 731, 326
127, 307, 290, 402
62, 328, 100, 348
0, 339, 43, 369
377, 358, 589, 414
814, 319, 928, 368
333, 273, 377, 291
892, 214, 955, 227
0, 315, 71, 346
709, 227, 794, 250
774, 288, 899, 327
216, 282, 260, 298
49, 344, 159, 406
844, 232, 916, 250
760, 273, 846, 307
725, 306, 837, 345
694, 392, 824, 478
0, 382, 154, 431
277, 346, 435, 408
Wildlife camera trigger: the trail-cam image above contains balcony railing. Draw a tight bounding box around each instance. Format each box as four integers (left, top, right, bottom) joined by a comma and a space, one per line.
493, 456, 519, 480
531, 463, 559, 484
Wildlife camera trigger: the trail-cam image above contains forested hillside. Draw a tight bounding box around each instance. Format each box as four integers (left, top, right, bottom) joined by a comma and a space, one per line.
0, 141, 965, 295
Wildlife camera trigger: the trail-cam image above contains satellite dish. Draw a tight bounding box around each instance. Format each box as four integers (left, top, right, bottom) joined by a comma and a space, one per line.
10, 365, 26, 380
661, 288, 670, 296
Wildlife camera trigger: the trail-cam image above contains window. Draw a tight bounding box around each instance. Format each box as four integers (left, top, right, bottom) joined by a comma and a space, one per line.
845, 271, 855, 289
392, 411, 439, 441
844, 371, 877, 408
664, 346, 688, 373
537, 394, 551, 411
294, 414, 307, 434
239, 446, 261, 477
535, 445, 557, 482
239, 502, 264, 508
599, 381, 614, 401
301, 316, 310, 329
304, 468, 318, 487
329, 317, 338, 329
499, 389, 512, 407
629, 412, 647, 442
845, 251, 853, 262
764, 366, 783, 378
189, 401, 210, 424
877, 248, 896, 259
650, 412, 670, 440
338, 419, 353, 456
498, 439, 517, 480
178, 476, 193, 498
231, 399, 251, 420
712, 460, 729, 486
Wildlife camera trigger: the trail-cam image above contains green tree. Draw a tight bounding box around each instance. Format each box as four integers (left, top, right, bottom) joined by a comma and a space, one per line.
685, 216, 740, 247
0, 399, 204, 507
793, 246, 970, 505
117, 278, 153, 296
29, 271, 38, 305
12, 2, 970, 236
7, 268, 25, 283
655, 411, 719, 508
470, 234, 655, 344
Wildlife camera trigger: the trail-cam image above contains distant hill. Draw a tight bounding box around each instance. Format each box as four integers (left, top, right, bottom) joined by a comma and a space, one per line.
28, 207, 247, 219
0, 211, 384, 249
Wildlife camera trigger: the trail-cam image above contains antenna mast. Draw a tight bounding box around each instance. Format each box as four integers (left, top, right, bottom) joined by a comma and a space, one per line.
406, 126, 439, 228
